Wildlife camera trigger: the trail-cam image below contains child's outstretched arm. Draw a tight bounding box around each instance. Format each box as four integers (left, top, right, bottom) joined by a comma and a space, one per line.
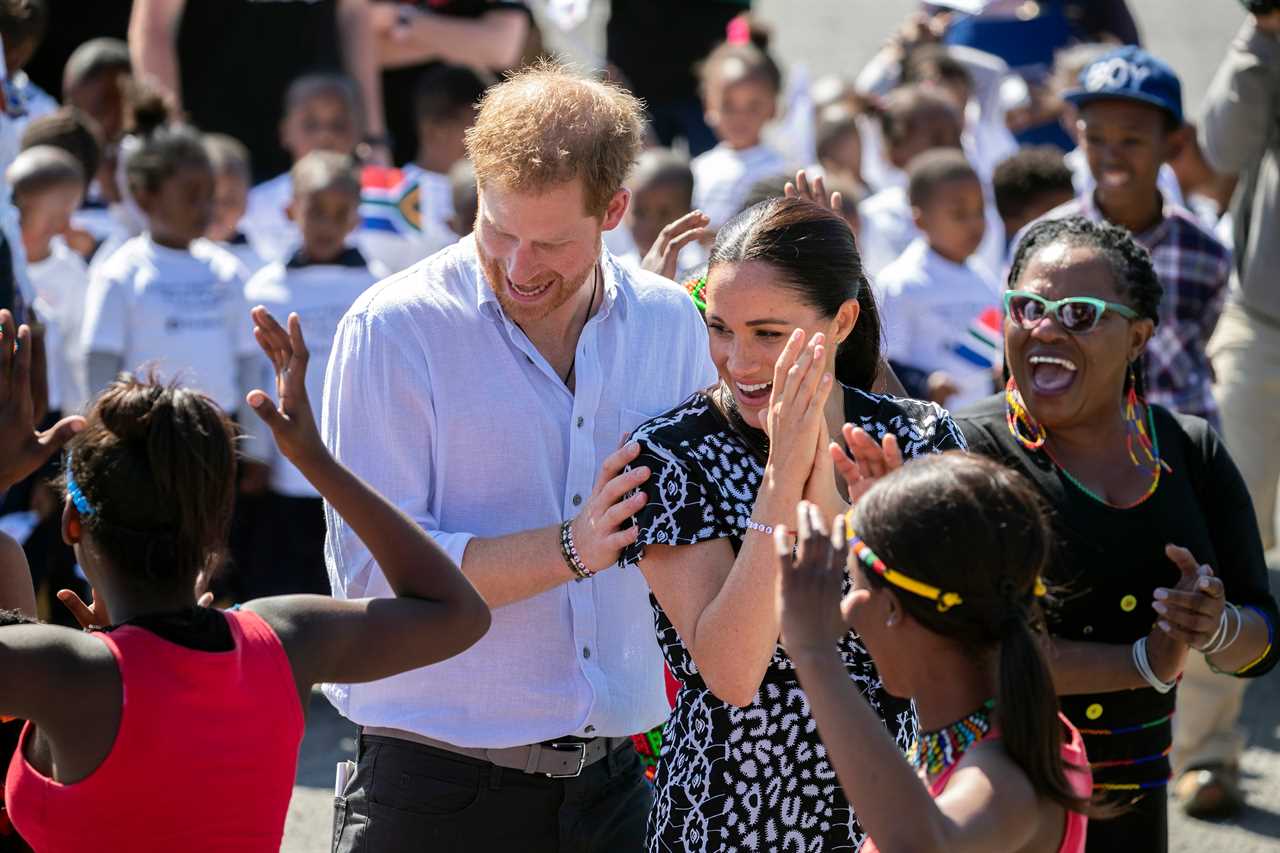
241, 308, 490, 690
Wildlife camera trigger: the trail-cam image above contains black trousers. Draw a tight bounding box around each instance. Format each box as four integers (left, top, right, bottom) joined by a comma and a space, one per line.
1086, 790, 1167, 853
334, 733, 652, 853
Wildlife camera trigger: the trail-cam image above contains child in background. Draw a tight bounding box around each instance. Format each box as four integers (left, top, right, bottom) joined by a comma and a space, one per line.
60, 39, 133, 248
21, 107, 102, 258
241, 152, 385, 597
691, 41, 789, 231
618, 148, 702, 277
992, 147, 1075, 260
203, 133, 266, 275
447, 159, 477, 240
814, 105, 865, 194
1047, 46, 1230, 426
242, 73, 361, 263
877, 150, 999, 410
3, 0, 57, 138
358, 64, 486, 273
80, 124, 257, 418
7, 145, 88, 415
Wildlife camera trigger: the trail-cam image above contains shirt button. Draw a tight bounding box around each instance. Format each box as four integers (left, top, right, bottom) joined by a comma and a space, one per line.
585, 725, 596, 734
572, 494, 582, 506
576, 416, 584, 428
1120, 595, 1137, 612
1085, 703, 1104, 721
583, 646, 592, 659
1083, 625, 1093, 636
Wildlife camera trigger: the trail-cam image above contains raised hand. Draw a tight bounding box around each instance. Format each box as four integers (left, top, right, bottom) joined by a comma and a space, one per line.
785, 169, 843, 214
766, 329, 834, 487
0, 309, 84, 491
56, 586, 111, 629
245, 307, 325, 467
829, 424, 903, 505
640, 210, 711, 281
571, 440, 652, 574
777, 501, 850, 653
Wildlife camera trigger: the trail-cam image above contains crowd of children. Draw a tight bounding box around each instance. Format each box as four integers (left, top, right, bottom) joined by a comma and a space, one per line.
0, 0, 1274, 849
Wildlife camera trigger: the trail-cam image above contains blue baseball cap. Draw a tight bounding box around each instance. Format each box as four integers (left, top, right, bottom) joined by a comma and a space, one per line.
1064, 46, 1183, 126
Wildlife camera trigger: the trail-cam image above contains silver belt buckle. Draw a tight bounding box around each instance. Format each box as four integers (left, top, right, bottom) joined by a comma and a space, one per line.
544, 741, 588, 778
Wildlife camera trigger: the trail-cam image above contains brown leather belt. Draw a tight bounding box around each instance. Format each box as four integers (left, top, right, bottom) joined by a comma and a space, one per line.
362, 725, 631, 779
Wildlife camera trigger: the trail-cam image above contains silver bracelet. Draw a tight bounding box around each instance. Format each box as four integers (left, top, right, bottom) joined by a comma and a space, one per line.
1197, 607, 1230, 653
1132, 637, 1177, 694
745, 518, 774, 535
1207, 603, 1244, 656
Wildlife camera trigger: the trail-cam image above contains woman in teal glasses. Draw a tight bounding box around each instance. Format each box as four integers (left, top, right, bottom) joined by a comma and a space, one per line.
956, 216, 1278, 851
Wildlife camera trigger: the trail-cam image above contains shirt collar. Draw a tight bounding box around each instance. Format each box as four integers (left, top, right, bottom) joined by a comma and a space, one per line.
286, 246, 368, 269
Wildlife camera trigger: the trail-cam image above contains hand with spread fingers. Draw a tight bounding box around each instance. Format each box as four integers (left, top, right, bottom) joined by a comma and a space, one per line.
0, 309, 85, 492
776, 501, 850, 653
641, 210, 711, 281
1144, 545, 1226, 682
246, 306, 326, 468
573, 439, 653, 574
785, 169, 843, 215
765, 329, 834, 490
829, 423, 904, 505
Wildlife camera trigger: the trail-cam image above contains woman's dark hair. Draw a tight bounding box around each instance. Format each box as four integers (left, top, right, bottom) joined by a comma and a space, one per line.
125, 122, 210, 196
705, 196, 881, 457
63, 376, 237, 595
1007, 216, 1163, 395
851, 452, 1090, 815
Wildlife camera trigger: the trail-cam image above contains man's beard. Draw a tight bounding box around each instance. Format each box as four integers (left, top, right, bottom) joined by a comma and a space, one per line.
477, 237, 600, 327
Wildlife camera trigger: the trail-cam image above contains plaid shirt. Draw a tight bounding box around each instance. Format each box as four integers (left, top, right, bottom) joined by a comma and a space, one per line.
1042, 194, 1231, 427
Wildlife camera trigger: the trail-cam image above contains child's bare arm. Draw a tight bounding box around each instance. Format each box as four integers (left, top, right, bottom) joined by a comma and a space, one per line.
240, 308, 490, 689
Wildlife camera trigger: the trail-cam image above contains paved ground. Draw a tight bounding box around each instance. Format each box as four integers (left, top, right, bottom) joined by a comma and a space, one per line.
284, 2, 1278, 850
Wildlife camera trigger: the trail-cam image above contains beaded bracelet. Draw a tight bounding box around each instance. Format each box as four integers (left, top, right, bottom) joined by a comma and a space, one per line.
1132, 637, 1177, 694
559, 520, 594, 581
1231, 605, 1274, 675
744, 519, 774, 535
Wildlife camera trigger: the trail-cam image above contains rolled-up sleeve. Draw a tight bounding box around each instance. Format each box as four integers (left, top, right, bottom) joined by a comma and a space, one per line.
320, 304, 474, 599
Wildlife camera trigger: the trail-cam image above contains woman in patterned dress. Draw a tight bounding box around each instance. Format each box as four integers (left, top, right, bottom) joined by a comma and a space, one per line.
621, 196, 965, 852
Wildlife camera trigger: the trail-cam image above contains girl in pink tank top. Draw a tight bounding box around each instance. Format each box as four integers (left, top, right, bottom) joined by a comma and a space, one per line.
776, 454, 1095, 853
0, 307, 490, 851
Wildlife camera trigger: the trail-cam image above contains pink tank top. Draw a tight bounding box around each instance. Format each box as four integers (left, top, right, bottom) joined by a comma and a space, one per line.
5, 609, 305, 853
860, 714, 1091, 853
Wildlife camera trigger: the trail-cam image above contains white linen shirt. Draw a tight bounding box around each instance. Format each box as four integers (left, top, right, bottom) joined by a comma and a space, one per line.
321, 236, 717, 748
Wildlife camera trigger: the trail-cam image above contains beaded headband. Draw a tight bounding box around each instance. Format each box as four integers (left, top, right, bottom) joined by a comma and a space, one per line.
842, 512, 1047, 612
64, 450, 95, 517
684, 275, 707, 313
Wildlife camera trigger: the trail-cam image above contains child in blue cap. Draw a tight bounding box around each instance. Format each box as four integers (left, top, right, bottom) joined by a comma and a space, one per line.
1036, 46, 1231, 433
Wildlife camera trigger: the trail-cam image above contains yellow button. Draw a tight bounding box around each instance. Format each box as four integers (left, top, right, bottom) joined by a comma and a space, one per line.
1086, 703, 1103, 720
1121, 595, 1137, 612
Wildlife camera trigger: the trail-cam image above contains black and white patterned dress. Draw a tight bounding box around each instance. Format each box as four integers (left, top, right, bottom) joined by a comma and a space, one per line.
622, 386, 966, 853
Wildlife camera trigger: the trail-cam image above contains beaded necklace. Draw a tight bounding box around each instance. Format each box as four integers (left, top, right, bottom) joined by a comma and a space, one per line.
1004, 378, 1171, 510
908, 700, 996, 778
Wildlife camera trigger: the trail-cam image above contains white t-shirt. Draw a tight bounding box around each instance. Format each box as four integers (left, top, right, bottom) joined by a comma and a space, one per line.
29, 237, 90, 413
80, 234, 255, 412
216, 234, 270, 278
243, 248, 382, 497
858, 184, 1006, 280
243, 172, 297, 263
692, 143, 790, 230
877, 238, 1002, 410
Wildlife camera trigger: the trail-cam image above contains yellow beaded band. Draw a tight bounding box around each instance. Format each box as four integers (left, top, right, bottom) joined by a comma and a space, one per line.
842, 512, 1047, 613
